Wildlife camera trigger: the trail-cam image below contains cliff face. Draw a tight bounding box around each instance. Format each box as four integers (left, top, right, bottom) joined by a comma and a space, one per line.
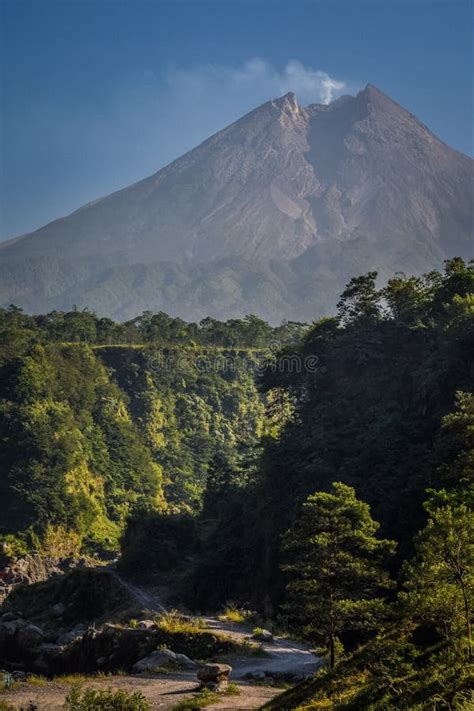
1, 85, 472, 321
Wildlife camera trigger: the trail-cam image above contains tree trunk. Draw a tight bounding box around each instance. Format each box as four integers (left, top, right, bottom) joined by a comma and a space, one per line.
329, 632, 335, 668
460, 580, 472, 662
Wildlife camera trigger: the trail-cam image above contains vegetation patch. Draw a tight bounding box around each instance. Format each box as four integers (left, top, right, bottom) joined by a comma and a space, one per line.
218, 603, 255, 625
172, 683, 240, 710
64, 685, 150, 710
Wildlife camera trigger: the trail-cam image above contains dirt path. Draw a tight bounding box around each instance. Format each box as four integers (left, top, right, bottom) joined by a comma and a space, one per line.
1, 674, 278, 710
203, 618, 322, 681
1, 574, 321, 709
106, 572, 321, 682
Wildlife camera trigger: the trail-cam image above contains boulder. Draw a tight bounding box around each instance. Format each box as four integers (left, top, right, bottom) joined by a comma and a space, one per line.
56, 623, 86, 646
197, 662, 232, 691
52, 603, 66, 617
133, 648, 197, 673
1, 612, 17, 622
32, 644, 64, 674
19, 624, 45, 649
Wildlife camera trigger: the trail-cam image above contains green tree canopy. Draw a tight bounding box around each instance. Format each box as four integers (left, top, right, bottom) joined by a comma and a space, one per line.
282, 482, 396, 667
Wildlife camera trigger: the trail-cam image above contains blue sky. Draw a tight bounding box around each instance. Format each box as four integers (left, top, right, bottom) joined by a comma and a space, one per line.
1, 0, 472, 240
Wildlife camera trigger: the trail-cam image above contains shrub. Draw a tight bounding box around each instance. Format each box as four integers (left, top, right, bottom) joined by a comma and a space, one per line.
64, 685, 150, 710
252, 627, 267, 638
156, 610, 207, 634
218, 603, 254, 624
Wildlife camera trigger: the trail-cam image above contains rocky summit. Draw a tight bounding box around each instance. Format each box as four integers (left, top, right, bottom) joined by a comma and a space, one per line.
0, 85, 472, 322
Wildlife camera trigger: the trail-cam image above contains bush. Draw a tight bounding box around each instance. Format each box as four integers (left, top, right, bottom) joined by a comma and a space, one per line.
64, 685, 150, 710
218, 603, 254, 624
155, 610, 207, 634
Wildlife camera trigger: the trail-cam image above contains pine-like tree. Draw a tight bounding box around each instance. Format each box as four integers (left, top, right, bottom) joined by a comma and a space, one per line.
282, 482, 396, 667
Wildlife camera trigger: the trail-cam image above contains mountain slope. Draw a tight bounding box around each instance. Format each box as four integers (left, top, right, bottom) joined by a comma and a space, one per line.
1, 85, 472, 321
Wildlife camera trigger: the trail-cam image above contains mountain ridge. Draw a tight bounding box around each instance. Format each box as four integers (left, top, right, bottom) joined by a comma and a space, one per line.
1, 84, 472, 322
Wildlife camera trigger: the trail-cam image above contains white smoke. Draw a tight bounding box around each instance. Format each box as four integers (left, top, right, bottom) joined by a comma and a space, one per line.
4, 58, 347, 237
165, 57, 346, 106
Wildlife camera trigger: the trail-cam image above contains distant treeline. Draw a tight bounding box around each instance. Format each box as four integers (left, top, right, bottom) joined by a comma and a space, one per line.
0, 306, 307, 350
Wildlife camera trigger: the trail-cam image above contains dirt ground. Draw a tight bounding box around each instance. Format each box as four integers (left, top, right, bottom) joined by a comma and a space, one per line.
1, 673, 279, 710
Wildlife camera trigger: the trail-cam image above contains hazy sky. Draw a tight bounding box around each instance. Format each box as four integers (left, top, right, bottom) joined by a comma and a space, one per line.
1, 0, 472, 240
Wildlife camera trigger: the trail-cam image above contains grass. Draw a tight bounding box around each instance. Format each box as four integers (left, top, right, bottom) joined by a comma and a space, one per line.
218, 603, 254, 625
252, 626, 271, 640
226, 683, 240, 696
171, 683, 240, 710
53, 673, 120, 685
64, 685, 151, 710
24, 675, 48, 687
155, 610, 208, 634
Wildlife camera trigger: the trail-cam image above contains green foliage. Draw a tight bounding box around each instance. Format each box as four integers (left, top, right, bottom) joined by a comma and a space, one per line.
155, 610, 208, 633
282, 483, 395, 667
262, 629, 473, 710
0, 343, 161, 551
0, 306, 307, 350
0, 311, 271, 552
171, 684, 240, 711
401, 488, 473, 661
64, 685, 150, 710
255, 258, 474, 609
219, 603, 254, 624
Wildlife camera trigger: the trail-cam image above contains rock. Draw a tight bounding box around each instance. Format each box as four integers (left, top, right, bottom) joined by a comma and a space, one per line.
19, 624, 45, 649
197, 663, 232, 691
252, 628, 273, 642
11, 670, 27, 681
33, 643, 64, 673
136, 619, 155, 630
35, 643, 64, 656
1, 612, 17, 622
133, 648, 197, 673
1, 618, 27, 637
174, 653, 198, 669
214, 680, 229, 692
96, 657, 107, 667
245, 670, 266, 681
52, 603, 66, 617
56, 623, 86, 646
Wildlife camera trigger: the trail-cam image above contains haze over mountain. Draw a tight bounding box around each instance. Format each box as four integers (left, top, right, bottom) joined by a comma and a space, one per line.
1, 84, 472, 322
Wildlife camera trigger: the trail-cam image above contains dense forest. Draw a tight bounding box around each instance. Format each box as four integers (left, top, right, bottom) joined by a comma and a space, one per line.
0, 257, 472, 709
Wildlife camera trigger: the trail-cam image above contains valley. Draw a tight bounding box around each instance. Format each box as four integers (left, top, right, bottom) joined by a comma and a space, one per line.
0, 258, 472, 709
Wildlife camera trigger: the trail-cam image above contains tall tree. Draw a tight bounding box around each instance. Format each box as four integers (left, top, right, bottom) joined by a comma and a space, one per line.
337, 271, 381, 326
282, 482, 395, 667
402, 488, 473, 662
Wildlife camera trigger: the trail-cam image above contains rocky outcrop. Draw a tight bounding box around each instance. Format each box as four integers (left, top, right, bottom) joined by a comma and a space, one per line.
132, 648, 197, 673
0, 610, 240, 676
0, 552, 94, 604
197, 663, 232, 692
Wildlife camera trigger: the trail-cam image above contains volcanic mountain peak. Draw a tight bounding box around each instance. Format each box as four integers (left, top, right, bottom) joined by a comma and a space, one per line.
0, 85, 472, 322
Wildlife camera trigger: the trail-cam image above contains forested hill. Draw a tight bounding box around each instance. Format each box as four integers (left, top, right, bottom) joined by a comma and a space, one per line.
0, 310, 305, 556
0, 258, 472, 563
0, 258, 472, 708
